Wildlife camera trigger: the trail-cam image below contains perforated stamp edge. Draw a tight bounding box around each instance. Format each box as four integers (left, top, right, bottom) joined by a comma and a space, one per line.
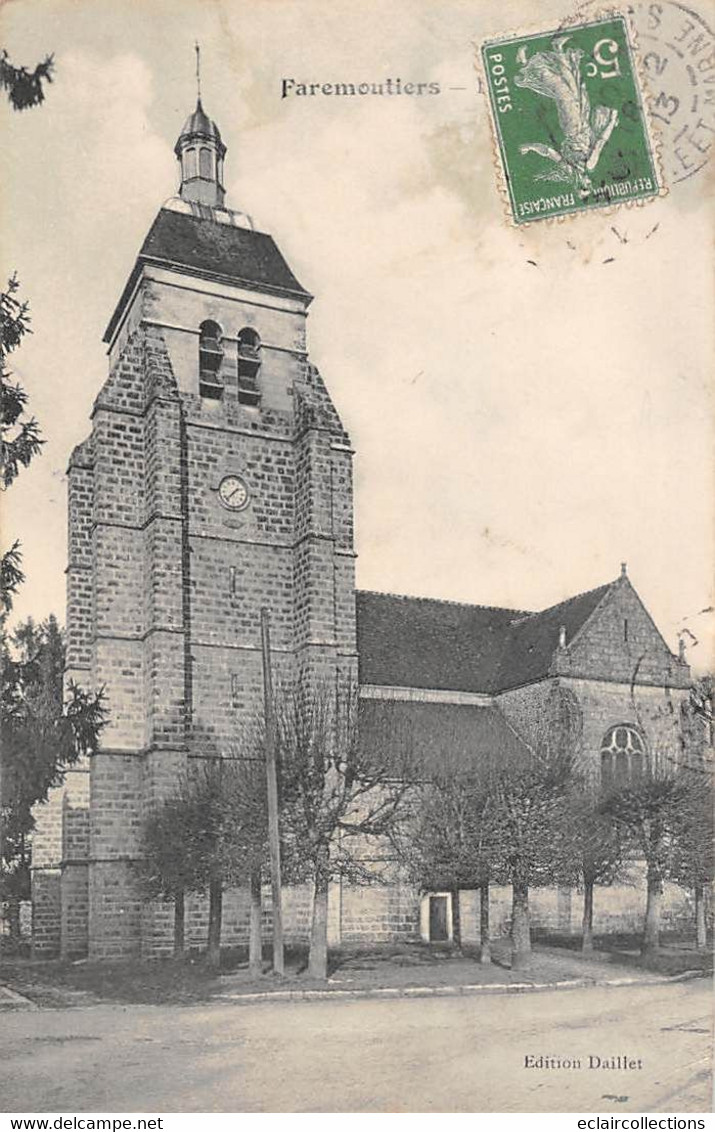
474, 7, 668, 228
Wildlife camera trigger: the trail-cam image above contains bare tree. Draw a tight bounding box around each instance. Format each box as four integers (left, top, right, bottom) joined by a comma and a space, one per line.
395, 752, 503, 963
277, 677, 413, 980
140, 723, 267, 969
667, 682, 713, 949
562, 779, 630, 952
490, 686, 582, 969
601, 666, 704, 956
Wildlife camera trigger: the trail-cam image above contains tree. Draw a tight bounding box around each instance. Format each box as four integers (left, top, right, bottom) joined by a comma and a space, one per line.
601, 671, 709, 956
1, 275, 44, 614
669, 769, 714, 948
1, 49, 54, 111
1, 616, 107, 939
602, 776, 684, 955
396, 754, 503, 963
1, 46, 55, 606
139, 736, 267, 969
138, 790, 199, 958
563, 783, 629, 952
277, 677, 413, 980
667, 683, 714, 949
490, 686, 582, 969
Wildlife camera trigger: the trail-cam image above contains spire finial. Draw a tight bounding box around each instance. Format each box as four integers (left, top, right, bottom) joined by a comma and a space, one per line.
195, 41, 202, 104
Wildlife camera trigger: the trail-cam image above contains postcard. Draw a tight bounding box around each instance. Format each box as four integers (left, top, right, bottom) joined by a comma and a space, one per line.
1, 0, 713, 1116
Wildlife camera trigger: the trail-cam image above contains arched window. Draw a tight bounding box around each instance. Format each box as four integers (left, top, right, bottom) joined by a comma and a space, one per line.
600, 724, 645, 790
199, 320, 224, 398
184, 147, 198, 180
199, 147, 213, 179
237, 327, 262, 406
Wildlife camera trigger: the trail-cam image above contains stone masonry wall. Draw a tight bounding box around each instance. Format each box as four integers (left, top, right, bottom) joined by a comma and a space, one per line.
555, 577, 689, 689
50, 237, 359, 961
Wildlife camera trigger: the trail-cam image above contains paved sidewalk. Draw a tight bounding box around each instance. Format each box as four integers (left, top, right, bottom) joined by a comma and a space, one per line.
216, 943, 703, 1003
1, 941, 709, 1010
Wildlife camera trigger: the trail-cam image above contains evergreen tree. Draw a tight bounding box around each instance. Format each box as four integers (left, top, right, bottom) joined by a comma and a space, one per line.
1, 275, 44, 614
0, 616, 107, 939
0, 49, 54, 111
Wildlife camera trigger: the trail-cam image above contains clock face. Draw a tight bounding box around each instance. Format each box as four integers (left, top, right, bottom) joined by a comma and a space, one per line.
218, 474, 249, 511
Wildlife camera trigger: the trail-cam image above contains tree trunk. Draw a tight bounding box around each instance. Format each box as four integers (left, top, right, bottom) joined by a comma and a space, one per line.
450, 888, 462, 953
173, 890, 185, 958
6, 894, 21, 943
249, 868, 263, 976
308, 869, 330, 980
479, 882, 491, 965
694, 882, 707, 950
642, 872, 662, 956
582, 878, 594, 953
206, 876, 223, 970
511, 879, 531, 969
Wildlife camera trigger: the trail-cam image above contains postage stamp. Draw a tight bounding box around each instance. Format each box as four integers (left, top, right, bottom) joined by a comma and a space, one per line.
481, 15, 661, 223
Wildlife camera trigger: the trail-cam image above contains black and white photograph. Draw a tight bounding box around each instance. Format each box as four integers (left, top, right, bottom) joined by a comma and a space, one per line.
1, 0, 713, 1117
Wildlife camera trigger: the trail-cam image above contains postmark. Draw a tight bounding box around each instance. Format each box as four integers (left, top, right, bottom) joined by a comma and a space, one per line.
580, 1, 715, 184
481, 15, 661, 223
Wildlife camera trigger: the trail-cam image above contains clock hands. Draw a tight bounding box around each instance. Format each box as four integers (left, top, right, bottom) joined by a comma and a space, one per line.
218, 475, 249, 510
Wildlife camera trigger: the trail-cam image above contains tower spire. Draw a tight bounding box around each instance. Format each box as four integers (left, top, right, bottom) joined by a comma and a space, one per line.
174, 50, 227, 209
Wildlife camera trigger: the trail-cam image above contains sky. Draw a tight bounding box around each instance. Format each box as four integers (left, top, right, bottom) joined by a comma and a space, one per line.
2, 0, 714, 671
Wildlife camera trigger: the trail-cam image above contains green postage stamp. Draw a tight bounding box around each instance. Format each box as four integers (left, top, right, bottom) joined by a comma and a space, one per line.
481, 15, 660, 223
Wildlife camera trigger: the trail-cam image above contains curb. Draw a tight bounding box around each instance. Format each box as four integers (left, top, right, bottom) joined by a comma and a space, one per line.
214, 969, 707, 1006
0, 984, 39, 1011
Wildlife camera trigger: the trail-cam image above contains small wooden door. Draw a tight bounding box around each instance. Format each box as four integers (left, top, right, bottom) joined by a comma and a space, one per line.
429, 895, 449, 942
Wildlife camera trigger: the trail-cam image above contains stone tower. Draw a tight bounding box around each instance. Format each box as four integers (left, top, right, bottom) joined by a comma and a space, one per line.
34, 98, 357, 960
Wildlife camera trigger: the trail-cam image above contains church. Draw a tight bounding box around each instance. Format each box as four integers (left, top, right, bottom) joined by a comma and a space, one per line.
30, 97, 694, 960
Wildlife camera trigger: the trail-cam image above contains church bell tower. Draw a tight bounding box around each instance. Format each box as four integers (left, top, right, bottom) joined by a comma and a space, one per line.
49, 88, 358, 960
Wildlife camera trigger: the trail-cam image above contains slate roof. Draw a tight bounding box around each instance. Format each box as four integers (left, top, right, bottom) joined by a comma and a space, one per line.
356, 582, 615, 695
104, 207, 310, 343
356, 592, 521, 694
359, 699, 530, 775
175, 100, 224, 151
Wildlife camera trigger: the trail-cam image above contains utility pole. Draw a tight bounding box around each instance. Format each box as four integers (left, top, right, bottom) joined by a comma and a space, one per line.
260, 607, 284, 975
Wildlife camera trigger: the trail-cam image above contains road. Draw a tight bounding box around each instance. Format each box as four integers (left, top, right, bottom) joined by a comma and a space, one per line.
1, 981, 711, 1113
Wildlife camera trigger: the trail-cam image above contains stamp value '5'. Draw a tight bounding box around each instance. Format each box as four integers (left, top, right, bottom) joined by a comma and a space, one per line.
481, 16, 661, 223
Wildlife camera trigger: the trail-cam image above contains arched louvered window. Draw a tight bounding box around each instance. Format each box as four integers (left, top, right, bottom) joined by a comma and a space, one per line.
600, 724, 645, 790
199, 320, 224, 399
184, 147, 198, 180
199, 147, 213, 179
237, 327, 262, 406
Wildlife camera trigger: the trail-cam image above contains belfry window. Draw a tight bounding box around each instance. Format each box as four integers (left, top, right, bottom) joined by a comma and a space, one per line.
184, 147, 198, 180
237, 327, 262, 406
199, 146, 213, 179
198, 320, 224, 398
600, 724, 645, 791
